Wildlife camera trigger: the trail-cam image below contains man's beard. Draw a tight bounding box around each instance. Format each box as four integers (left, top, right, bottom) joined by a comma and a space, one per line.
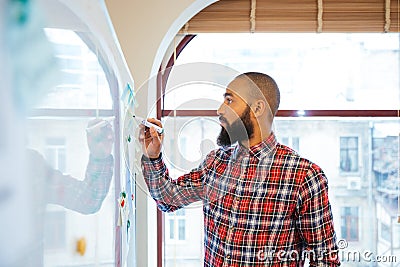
217, 106, 254, 147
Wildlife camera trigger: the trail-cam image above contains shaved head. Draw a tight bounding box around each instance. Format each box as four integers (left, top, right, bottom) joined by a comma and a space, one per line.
235, 72, 280, 116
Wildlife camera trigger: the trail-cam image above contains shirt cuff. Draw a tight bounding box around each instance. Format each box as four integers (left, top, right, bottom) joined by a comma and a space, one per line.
141, 153, 165, 179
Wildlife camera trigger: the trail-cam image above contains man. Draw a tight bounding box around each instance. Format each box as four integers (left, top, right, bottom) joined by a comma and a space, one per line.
140, 72, 340, 266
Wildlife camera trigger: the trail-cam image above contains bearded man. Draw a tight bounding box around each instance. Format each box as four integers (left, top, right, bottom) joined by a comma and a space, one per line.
140, 72, 340, 267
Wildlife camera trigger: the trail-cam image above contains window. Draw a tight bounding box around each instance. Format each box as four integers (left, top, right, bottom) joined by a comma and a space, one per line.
45, 137, 66, 173
163, 117, 220, 173
340, 136, 359, 173
159, 33, 399, 267
27, 29, 118, 267
341, 207, 359, 242
280, 136, 300, 152
173, 33, 399, 111
166, 209, 186, 242
380, 222, 391, 243
372, 132, 399, 189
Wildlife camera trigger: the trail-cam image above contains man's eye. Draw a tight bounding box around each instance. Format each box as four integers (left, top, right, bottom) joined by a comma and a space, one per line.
226, 98, 232, 104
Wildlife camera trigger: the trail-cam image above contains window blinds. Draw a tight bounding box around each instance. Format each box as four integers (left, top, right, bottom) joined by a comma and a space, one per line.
180, 0, 399, 33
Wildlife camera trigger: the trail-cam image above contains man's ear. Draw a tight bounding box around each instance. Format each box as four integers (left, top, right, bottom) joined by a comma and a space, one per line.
251, 100, 267, 118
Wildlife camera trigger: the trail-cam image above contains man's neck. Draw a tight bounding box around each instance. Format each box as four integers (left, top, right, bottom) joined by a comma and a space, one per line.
240, 129, 272, 148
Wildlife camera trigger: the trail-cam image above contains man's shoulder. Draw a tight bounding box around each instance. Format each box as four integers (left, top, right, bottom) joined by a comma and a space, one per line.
275, 143, 323, 171
275, 143, 302, 160
202, 145, 236, 165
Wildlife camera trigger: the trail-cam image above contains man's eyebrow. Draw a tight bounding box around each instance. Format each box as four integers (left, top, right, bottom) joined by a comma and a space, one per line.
223, 92, 233, 98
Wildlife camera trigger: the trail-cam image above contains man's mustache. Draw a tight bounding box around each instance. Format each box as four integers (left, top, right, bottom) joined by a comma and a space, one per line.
218, 116, 228, 124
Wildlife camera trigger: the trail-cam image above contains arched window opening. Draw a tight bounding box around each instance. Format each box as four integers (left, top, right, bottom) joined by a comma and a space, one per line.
158, 32, 399, 267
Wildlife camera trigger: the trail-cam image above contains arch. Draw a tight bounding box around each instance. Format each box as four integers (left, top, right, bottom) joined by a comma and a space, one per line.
150, 0, 218, 89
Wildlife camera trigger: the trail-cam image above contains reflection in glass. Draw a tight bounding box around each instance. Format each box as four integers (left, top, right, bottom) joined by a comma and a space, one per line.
340, 137, 359, 173
40, 28, 112, 110
23, 27, 116, 267
26, 118, 115, 266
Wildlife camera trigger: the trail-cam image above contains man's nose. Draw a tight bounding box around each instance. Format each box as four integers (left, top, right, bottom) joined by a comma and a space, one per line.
217, 103, 225, 116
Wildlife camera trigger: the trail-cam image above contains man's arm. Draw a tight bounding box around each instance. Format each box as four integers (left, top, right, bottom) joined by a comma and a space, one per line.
141, 150, 215, 212
27, 148, 114, 214
139, 118, 215, 212
45, 154, 114, 214
296, 166, 341, 267
40, 119, 114, 214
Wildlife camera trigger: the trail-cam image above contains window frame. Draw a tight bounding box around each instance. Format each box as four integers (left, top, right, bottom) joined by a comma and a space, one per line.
340, 136, 360, 174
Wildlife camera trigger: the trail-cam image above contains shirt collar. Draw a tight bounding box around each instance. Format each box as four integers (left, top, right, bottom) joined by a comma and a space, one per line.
233, 132, 278, 161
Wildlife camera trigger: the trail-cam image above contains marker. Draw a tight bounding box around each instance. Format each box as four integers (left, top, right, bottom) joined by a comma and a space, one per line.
133, 115, 164, 134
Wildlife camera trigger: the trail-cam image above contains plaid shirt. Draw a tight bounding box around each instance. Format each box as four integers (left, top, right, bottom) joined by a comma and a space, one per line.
142, 133, 340, 267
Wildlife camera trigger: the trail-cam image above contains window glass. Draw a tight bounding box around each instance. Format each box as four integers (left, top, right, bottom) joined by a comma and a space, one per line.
166, 209, 187, 243
168, 33, 399, 110
26, 28, 116, 267
162, 117, 220, 174
45, 137, 66, 173
38, 28, 112, 110
162, 116, 399, 266
27, 117, 115, 266
162, 32, 399, 267
340, 136, 359, 173
164, 82, 225, 110
341, 207, 359, 241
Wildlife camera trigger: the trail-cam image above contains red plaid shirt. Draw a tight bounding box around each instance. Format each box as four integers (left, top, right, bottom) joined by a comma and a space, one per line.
142, 133, 340, 267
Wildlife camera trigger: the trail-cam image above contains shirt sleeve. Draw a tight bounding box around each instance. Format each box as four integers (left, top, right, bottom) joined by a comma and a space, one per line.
296, 165, 341, 267
46, 154, 114, 214
141, 151, 216, 212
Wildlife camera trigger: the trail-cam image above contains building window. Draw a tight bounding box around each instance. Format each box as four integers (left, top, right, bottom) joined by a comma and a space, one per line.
341, 207, 359, 241
340, 137, 359, 173
281, 136, 300, 152
159, 32, 399, 267
45, 137, 66, 173
166, 209, 186, 242
380, 222, 391, 243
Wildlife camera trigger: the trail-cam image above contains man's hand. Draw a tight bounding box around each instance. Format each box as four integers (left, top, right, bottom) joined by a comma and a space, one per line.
86, 119, 114, 159
138, 118, 164, 159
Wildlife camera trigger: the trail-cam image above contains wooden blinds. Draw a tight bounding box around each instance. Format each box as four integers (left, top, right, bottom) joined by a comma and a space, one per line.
180, 0, 400, 33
